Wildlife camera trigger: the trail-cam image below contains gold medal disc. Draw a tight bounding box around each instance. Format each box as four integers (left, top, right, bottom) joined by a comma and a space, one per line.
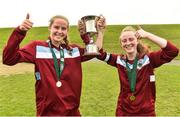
130, 95, 136, 101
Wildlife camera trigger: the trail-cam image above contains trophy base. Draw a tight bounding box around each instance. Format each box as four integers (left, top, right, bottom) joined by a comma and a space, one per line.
84, 52, 100, 56
84, 44, 100, 56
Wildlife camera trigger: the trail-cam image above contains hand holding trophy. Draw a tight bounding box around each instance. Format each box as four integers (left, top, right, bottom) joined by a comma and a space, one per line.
78, 15, 106, 55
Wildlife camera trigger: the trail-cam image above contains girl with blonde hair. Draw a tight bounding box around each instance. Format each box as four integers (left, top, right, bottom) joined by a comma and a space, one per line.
80, 24, 179, 115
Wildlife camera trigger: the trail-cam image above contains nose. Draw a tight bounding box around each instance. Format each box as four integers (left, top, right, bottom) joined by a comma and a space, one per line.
57, 28, 63, 33
126, 40, 131, 45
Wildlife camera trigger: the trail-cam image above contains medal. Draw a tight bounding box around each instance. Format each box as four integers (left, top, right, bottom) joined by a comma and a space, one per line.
56, 81, 62, 87
130, 95, 136, 101
48, 41, 65, 88
126, 56, 138, 102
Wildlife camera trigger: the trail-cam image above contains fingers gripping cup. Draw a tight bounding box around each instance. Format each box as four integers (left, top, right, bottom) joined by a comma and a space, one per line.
81, 15, 100, 55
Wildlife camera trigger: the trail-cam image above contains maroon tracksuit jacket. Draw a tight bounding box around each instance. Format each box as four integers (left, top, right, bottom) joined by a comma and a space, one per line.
98, 41, 179, 116
3, 27, 93, 116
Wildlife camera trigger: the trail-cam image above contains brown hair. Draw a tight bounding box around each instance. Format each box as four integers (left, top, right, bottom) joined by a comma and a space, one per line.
49, 15, 69, 28
120, 26, 150, 57
49, 15, 70, 46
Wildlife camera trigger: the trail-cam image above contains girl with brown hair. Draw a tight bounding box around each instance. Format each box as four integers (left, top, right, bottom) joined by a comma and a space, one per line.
3, 14, 105, 116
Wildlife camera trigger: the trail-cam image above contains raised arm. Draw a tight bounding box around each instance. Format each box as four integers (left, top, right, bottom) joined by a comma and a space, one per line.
3, 13, 35, 65
136, 26, 167, 48
136, 26, 179, 68
95, 15, 106, 50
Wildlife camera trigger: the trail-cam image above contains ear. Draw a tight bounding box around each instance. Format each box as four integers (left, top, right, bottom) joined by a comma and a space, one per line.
120, 41, 124, 49
64, 36, 68, 40
120, 44, 123, 49
67, 27, 69, 31
48, 26, 51, 31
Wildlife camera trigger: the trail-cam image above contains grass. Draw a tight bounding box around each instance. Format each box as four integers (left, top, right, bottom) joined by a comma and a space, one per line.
0, 73, 35, 115
155, 65, 180, 115
0, 62, 180, 116
0, 25, 180, 59
0, 25, 180, 115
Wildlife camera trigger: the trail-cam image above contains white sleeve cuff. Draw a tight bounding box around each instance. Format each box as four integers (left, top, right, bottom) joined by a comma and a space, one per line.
104, 53, 110, 62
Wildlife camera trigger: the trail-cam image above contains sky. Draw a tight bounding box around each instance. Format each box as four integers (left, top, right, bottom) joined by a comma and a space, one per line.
0, 0, 180, 28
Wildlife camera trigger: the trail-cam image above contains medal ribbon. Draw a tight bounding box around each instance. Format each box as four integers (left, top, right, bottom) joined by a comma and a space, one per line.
48, 41, 64, 81
126, 56, 138, 93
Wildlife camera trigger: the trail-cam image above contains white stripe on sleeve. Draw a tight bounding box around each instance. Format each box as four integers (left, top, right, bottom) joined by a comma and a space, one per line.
104, 53, 110, 62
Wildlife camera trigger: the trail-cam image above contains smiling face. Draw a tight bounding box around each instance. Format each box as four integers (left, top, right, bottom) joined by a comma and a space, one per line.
49, 16, 69, 46
120, 31, 138, 54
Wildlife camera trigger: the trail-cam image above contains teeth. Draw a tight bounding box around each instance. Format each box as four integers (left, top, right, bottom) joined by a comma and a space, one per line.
125, 44, 133, 49
55, 32, 60, 36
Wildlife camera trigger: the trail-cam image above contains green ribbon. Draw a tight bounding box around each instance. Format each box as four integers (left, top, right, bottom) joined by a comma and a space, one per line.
48, 41, 64, 80
126, 56, 138, 92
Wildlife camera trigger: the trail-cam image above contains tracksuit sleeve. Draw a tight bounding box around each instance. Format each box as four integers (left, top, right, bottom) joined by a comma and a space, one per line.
149, 41, 179, 68
3, 27, 36, 65
97, 49, 118, 67
80, 34, 90, 45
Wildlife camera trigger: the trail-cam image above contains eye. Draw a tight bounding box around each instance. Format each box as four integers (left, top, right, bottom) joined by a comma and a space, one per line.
61, 26, 67, 30
121, 39, 127, 43
129, 37, 134, 41
54, 26, 59, 29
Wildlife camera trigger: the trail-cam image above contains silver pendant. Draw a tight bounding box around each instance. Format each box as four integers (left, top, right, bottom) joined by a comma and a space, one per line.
56, 81, 62, 87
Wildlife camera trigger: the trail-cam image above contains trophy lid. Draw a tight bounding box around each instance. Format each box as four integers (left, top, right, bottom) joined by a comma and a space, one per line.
81, 15, 97, 21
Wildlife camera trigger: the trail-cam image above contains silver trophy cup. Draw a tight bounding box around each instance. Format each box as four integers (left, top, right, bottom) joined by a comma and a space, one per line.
81, 15, 100, 55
